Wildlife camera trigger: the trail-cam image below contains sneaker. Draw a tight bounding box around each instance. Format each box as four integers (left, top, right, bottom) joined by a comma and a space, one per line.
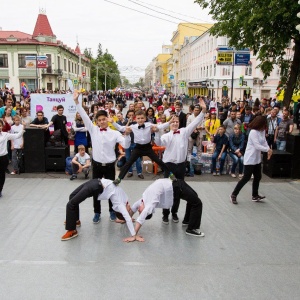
239, 174, 243, 179
64, 220, 81, 227
70, 174, 77, 181
230, 194, 238, 204
169, 172, 177, 181
172, 214, 179, 223
185, 229, 205, 237
251, 174, 254, 179
93, 213, 101, 223
216, 172, 220, 176
213, 172, 217, 176
113, 178, 121, 185
61, 230, 78, 241
231, 173, 236, 178
182, 220, 189, 226
162, 216, 169, 225
110, 211, 116, 222
252, 195, 266, 202
138, 174, 144, 179
10, 171, 17, 175
127, 172, 133, 178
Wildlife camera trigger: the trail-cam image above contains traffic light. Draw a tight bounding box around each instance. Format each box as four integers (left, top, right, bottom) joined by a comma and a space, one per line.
297, 0, 300, 33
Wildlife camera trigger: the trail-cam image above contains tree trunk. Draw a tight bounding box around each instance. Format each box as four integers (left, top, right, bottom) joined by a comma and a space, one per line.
283, 39, 300, 108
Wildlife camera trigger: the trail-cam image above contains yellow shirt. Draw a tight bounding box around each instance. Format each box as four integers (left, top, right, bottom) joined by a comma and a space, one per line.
205, 118, 221, 140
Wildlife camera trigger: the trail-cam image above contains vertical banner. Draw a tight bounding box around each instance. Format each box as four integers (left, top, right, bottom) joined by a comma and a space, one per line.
30, 93, 82, 127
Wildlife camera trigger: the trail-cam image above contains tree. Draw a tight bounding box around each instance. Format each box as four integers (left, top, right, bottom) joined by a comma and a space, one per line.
195, 0, 300, 107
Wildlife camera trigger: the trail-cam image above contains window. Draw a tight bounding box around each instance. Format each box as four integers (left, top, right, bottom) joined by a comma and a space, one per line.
0, 54, 8, 68
214, 64, 216, 76
210, 65, 212, 77
222, 67, 231, 76
58, 57, 61, 70
245, 66, 252, 76
18, 54, 35, 68
20, 79, 36, 91
64, 59, 67, 71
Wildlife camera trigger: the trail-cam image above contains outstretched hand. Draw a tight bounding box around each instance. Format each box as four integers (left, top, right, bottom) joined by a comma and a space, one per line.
73, 90, 80, 104
199, 98, 207, 112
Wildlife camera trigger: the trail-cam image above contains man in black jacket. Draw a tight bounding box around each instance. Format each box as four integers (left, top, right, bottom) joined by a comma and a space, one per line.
175, 102, 186, 128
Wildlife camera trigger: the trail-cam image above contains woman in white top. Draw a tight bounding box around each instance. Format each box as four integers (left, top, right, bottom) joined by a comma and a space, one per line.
0, 119, 24, 197
230, 116, 272, 204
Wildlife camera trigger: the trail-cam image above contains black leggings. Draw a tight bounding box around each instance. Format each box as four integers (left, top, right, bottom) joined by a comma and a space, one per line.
0, 155, 9, 193
232, 163, 262, 197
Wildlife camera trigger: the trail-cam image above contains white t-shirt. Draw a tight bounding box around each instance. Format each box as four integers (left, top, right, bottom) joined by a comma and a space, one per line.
75, 152, 90, 165
10, 124, 23, 149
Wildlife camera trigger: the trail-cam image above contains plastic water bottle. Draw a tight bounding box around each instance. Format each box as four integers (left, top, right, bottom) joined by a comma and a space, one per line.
192, 146, 197, 157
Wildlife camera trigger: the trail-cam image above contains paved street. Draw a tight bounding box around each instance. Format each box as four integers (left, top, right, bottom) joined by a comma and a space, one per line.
0, 177, 300, 299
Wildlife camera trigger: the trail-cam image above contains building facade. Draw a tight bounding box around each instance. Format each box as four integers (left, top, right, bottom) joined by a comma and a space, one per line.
0, 11, 91, 95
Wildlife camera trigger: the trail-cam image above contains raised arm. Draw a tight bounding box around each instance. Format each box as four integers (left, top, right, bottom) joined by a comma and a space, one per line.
73, 91, 93, 132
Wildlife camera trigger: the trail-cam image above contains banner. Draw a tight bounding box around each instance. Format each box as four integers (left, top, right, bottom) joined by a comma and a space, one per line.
25, 56, 36, 69
30, 93, 82, 128
216, 52, 233, 65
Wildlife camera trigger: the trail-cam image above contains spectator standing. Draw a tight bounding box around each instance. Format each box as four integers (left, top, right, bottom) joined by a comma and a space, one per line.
266, 109, 281, 149
49, 105, 68, 145
72, 112, 88, 154
20, 108, 32, 127
223, 111, 242, 137
205, 112, 221, 140
274, 110, 294, 151
30, 111, 50, 146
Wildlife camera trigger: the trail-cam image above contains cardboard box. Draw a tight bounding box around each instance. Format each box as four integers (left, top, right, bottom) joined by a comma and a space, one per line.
142, 160, 153, 173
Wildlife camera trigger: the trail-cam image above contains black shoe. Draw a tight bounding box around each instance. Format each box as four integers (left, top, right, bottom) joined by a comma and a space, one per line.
182, 220, 189, 226
162, 216, 169, 225
85, 174, 89, 179
230, 194, 238, 204
252, 195, 266, 202
70, 174, 77, 181
172, 214, 179, 223
185, 229, 205, 237
127, 173, 133, 178
138, 174, 144, 179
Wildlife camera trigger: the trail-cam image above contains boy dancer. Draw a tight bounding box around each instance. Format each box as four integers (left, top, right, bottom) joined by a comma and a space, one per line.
156, 99, 206, 224
61, 178, 136, 241
73, 90, 131, 223
112, 110, 175, 184
122, 178, 204, 242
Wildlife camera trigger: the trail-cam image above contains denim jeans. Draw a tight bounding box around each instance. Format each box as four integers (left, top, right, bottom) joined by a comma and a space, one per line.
212, 150, 227, 173
125, 143, 142, 174
276, 140, 286, 151
229, 152, 244, 174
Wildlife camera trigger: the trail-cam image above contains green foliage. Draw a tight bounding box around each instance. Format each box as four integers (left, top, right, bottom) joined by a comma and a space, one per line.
195, 0, 300, 105
89, 43, 121, 91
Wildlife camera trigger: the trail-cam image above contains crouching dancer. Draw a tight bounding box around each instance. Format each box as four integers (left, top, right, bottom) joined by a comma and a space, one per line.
61, 178, 136, 241
122, 178, 204, 242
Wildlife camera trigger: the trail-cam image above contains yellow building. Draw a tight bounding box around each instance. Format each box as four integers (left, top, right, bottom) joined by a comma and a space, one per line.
153, 50, 172, 91
169, 23, 213, 94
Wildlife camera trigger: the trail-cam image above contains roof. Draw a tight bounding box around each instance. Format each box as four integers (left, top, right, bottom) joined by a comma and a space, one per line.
33, 13, 55, 37
0, 31, 32, 39
74, 44, 81, 55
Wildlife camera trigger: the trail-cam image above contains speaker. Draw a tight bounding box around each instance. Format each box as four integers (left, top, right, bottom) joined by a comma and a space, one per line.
263, 150, 292, 178
45, 146, 70, 171
286, 134, 300, 155
24, 128, 46, 172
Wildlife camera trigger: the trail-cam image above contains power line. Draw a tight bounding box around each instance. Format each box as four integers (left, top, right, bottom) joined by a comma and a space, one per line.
133, 0, 211, 23
104, 0, 211, 32
128, 0, 212, 31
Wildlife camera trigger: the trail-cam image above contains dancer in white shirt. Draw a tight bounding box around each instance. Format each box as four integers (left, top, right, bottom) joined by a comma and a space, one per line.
73, 90, 131, 223
61, 178, 135, 241
155, 99, 206, 224
230, 116, 272, 204
0, 119, 24, 197
122, 178, 204, 242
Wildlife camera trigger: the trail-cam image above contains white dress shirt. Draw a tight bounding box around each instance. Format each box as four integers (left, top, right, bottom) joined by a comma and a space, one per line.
159, 112, 205, 163
98, 179, 135, 236
131, 179, 174, 225
0, 130, 24, 156
10, 124, 24, 149
244, 130, 269, 165
76, 104, 130, 163
114, 121, 170, 145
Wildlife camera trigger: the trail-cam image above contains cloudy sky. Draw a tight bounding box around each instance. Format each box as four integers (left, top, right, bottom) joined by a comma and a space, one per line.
2, 0, 213, 81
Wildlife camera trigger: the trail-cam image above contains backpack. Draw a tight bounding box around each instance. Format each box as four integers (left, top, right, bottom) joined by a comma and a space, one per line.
65, 156, 73, 175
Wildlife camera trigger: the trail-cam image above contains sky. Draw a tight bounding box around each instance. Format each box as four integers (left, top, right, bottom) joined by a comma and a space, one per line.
2, 0, 213, 82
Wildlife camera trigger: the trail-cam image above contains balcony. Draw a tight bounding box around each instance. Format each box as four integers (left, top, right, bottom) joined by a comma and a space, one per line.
41, 68, 63, 76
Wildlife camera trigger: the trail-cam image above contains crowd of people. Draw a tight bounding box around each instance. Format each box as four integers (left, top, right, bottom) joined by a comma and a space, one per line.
0, 86, 299, 241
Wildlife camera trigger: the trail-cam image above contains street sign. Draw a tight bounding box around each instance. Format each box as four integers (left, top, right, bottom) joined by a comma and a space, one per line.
180, 81, 186, 88
235, 53, 251, 66
216, 52, 233, 65
169, 75, 174, 80
82, 72, 86, 77
73, 79, 79, 85
239, 76, 244, 86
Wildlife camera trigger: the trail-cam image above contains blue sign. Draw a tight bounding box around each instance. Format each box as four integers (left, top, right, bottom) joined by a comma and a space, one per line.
235, 53, 251, 66
169, 75, 174, 80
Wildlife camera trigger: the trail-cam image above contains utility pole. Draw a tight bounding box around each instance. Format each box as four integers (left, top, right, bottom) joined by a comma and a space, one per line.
105, 71, 107, 91
96, 64, 99, 91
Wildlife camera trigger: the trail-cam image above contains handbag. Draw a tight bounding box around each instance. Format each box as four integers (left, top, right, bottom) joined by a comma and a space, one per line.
68, 128, 76, 140
191, 131, 199, 140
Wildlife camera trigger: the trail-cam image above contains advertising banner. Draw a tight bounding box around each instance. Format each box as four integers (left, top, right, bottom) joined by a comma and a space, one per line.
30, 93, 82, 127
235, 53, 251, 66
216, 52, 233, 65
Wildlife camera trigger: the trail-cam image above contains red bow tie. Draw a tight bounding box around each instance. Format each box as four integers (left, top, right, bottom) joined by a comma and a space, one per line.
100, 128, 107, 132
173, 130, 180, 134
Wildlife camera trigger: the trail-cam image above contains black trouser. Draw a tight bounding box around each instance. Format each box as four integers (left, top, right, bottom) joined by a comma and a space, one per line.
172, 180, 203, 230
266, 135, 277, 150
92, 160, 115, 214
65, 179, 104, 230
232, 163, 262, 197
118, 143, 170, 179
0, 155, 9, 193
163, 162, 186, 217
